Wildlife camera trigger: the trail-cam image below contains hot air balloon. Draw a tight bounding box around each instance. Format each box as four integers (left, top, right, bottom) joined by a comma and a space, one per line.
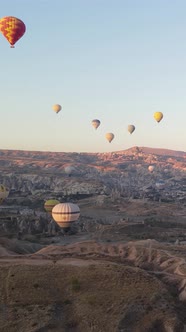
0, 185, 9, 204
148, 165, 155, 173
52, 202, 80, 229
0, 16, 26, 48
44, 199, 60, 215
92, 119, 100, 130
105, 133, 114, 143
155, 180, 165, 189
64, 165, 75, 176
153, 112, 163, 123
127, 125, 135, 134
52, 104, 62, 114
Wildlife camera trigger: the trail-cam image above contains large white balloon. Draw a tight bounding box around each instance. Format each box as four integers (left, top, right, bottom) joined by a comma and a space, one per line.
52, 202, 80, 229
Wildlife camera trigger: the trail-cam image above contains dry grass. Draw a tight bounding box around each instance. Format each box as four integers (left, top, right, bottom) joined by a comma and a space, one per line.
0, 259, 182, 332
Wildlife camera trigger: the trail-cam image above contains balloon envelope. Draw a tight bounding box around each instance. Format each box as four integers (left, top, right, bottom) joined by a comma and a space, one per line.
105, 133, 114, 143
92, 119, 100, 129
127, 125, 135, 134
44, 199, 60, 214
52, 203, 80, 229
155, 180, 165, 189
52, 104, 62, 113
64, 166, 75, 175
0, 185, 9, 204
154, 112, 163, 123
0, 16, 26, 47
148, 165, 155, 173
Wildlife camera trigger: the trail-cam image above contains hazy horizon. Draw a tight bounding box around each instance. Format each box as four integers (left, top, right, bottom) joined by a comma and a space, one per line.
0, 145, 185, 155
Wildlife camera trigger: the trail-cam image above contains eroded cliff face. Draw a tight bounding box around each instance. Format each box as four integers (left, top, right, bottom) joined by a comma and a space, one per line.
0, 147, 185, 204
2, 173, 107, 196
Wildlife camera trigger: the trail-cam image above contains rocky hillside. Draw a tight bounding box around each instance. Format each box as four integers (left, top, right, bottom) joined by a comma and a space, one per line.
0, 147, 185, 331
0, 146, 185, 207
0, 239, 185, 332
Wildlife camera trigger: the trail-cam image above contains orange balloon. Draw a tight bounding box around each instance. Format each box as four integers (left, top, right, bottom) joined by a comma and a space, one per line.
0, 16, 26, 48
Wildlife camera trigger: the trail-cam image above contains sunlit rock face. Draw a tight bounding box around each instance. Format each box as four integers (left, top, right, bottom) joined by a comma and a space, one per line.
0, 147, 185, 207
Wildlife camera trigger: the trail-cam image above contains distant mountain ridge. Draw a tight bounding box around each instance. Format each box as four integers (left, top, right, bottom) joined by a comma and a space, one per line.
141, 147, 186, 157
0, 146, 185, 158
117, 146, 186, 158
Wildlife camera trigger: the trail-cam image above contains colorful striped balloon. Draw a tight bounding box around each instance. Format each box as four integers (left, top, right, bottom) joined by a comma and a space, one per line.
44, 199, 60, 215
0, 16, 26, 48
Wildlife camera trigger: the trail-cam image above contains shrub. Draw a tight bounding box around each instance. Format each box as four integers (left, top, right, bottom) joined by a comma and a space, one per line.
71, 277, 80, 291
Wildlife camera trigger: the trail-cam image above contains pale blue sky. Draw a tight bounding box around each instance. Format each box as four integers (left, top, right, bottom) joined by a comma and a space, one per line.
0, 0, 186, 153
